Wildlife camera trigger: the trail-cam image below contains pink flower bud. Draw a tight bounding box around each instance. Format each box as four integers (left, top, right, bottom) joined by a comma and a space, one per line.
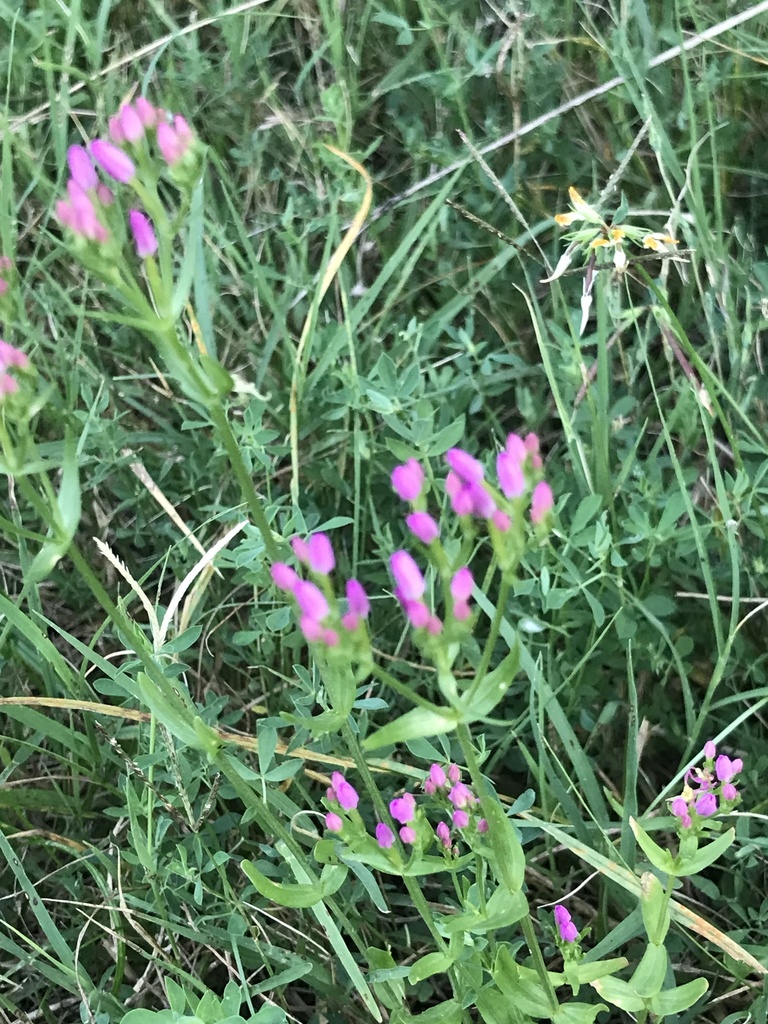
399, 826, 417, 844
423, 780, 436, 796
671, 796, 689, 819
446, 448, 485, 484
506, 432, 526, 462
157, 120, 192, 165
497, 449, 525, 498
128, 209, 158, 259
325, 812, 343, 832
530, 480, 554, 524
448, 783, 474, 809
703, 740, 717, 760
331, 773, 359, 811
322, 628, 339, 647
271, 562, 298, 592
345, 579, 369, 618
0, 340, 30, 371
306, 532, 335, 574
294, 580, 329, 621
90, 139, 136, 183
426, 615, 443, 635
300, 617, 324, 642
391, 458, 424, 501
695, 792, 717, 817
390, 550, 425, 601
721, 783, 738, 801
492, 510, 511, 532
477, 818, 488, 833
291, 537, 310, 564
524, 433, 543, 469
403, 600, 429, 629
447, 764, 461, 783
554, 905, 578, 942
716, 755, 743, 783
450, 567, 474, 602
436, 821, 451, 848
134, 96, 158, 127
406, 511, 439, 544
108, 116, 125, 143
67, 145, 98, 190
119, 104, 145, 143
389, 793, 416, 824
429, 764, 446, 788
452, 809, 469, 829
376, 822, 395, 848
0, 373, 18, 398
95, 183, 114, 206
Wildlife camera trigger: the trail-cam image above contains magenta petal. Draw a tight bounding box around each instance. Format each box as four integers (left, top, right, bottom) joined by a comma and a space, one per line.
390, 550, 425, 601
307, 532, 335, 574
67, 145, 98, 190
90, 139, 136, 183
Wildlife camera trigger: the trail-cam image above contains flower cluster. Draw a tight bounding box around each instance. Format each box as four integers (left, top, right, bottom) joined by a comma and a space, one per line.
544, 185, 679, 282
324, 771, 360, 832
0, 339, 30, 400
669, 740, 744, 831
553, 904, 579, 943
271, 533, 370, 648
321, 765, 487, 858
55, 92, 198, 260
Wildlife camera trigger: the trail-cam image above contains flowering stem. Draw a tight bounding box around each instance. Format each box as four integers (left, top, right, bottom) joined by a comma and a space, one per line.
456, 721, 558, 1016
207, 402, 279, 562
340, 720, 450, 955
370, 662, 453, 715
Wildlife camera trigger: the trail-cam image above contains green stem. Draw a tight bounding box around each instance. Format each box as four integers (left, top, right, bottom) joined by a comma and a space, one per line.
457, 723, 558, 1016
208, 403, 279, 561
463, 576, 511, 706
370, 663, 452, 715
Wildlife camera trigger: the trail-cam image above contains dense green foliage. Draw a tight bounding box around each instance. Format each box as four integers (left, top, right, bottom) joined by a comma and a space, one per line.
1, 1, 767, 1021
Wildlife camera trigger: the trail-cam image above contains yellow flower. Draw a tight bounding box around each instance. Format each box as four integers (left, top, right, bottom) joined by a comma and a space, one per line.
642, 233, 678, 251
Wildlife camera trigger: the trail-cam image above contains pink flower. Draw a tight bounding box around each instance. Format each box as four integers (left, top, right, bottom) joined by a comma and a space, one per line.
451, 567, 473, 602
671, 796, 689, 819
118, 104, 145, 143
341, 578, 369, 630
447, 764, 461, 783
554, 904, 578, 943
294, 580, 329, 621
157, 119, 193, 165
67, 145, 98, 190
436, 822, 451, 848
423, 780, 436, 796
90, 139, 136, 183
524, 432, 543, 470
306, 533, 335, 574
477, 818, 488, 833
58, 184, 109, 243
505, 433, 526, 462
128, 210, 158, 258
695, 792, 717, 818
722, 783, 738, 801
401, 599, 429, 629
704, 740, 717, 760
448, 782, 474, 809
325, 812, 343, 832
492, 510, 511, 532
0, 340, 29, 371
390, 550, 425, 601
376, 822, 395, 848
135, 96, 158, 127
530, 481, 554, 524
291, 537, 310, 564
715, 755, 743, 783
391, 459, 424, 501
95, 183, 114, 206
0, 373, 18, 398
446, 448, 485, 484
426, 615, 442, 635
108, 116, 124, 143
390, 792, 416, 824
406, 511, 439, 544
271, 563, 298, 592
399, 826, 417, 844
452, 809, 469, 829
331, 772, 359, 811
497, 449, 525, 498
429, 764, 447, 788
